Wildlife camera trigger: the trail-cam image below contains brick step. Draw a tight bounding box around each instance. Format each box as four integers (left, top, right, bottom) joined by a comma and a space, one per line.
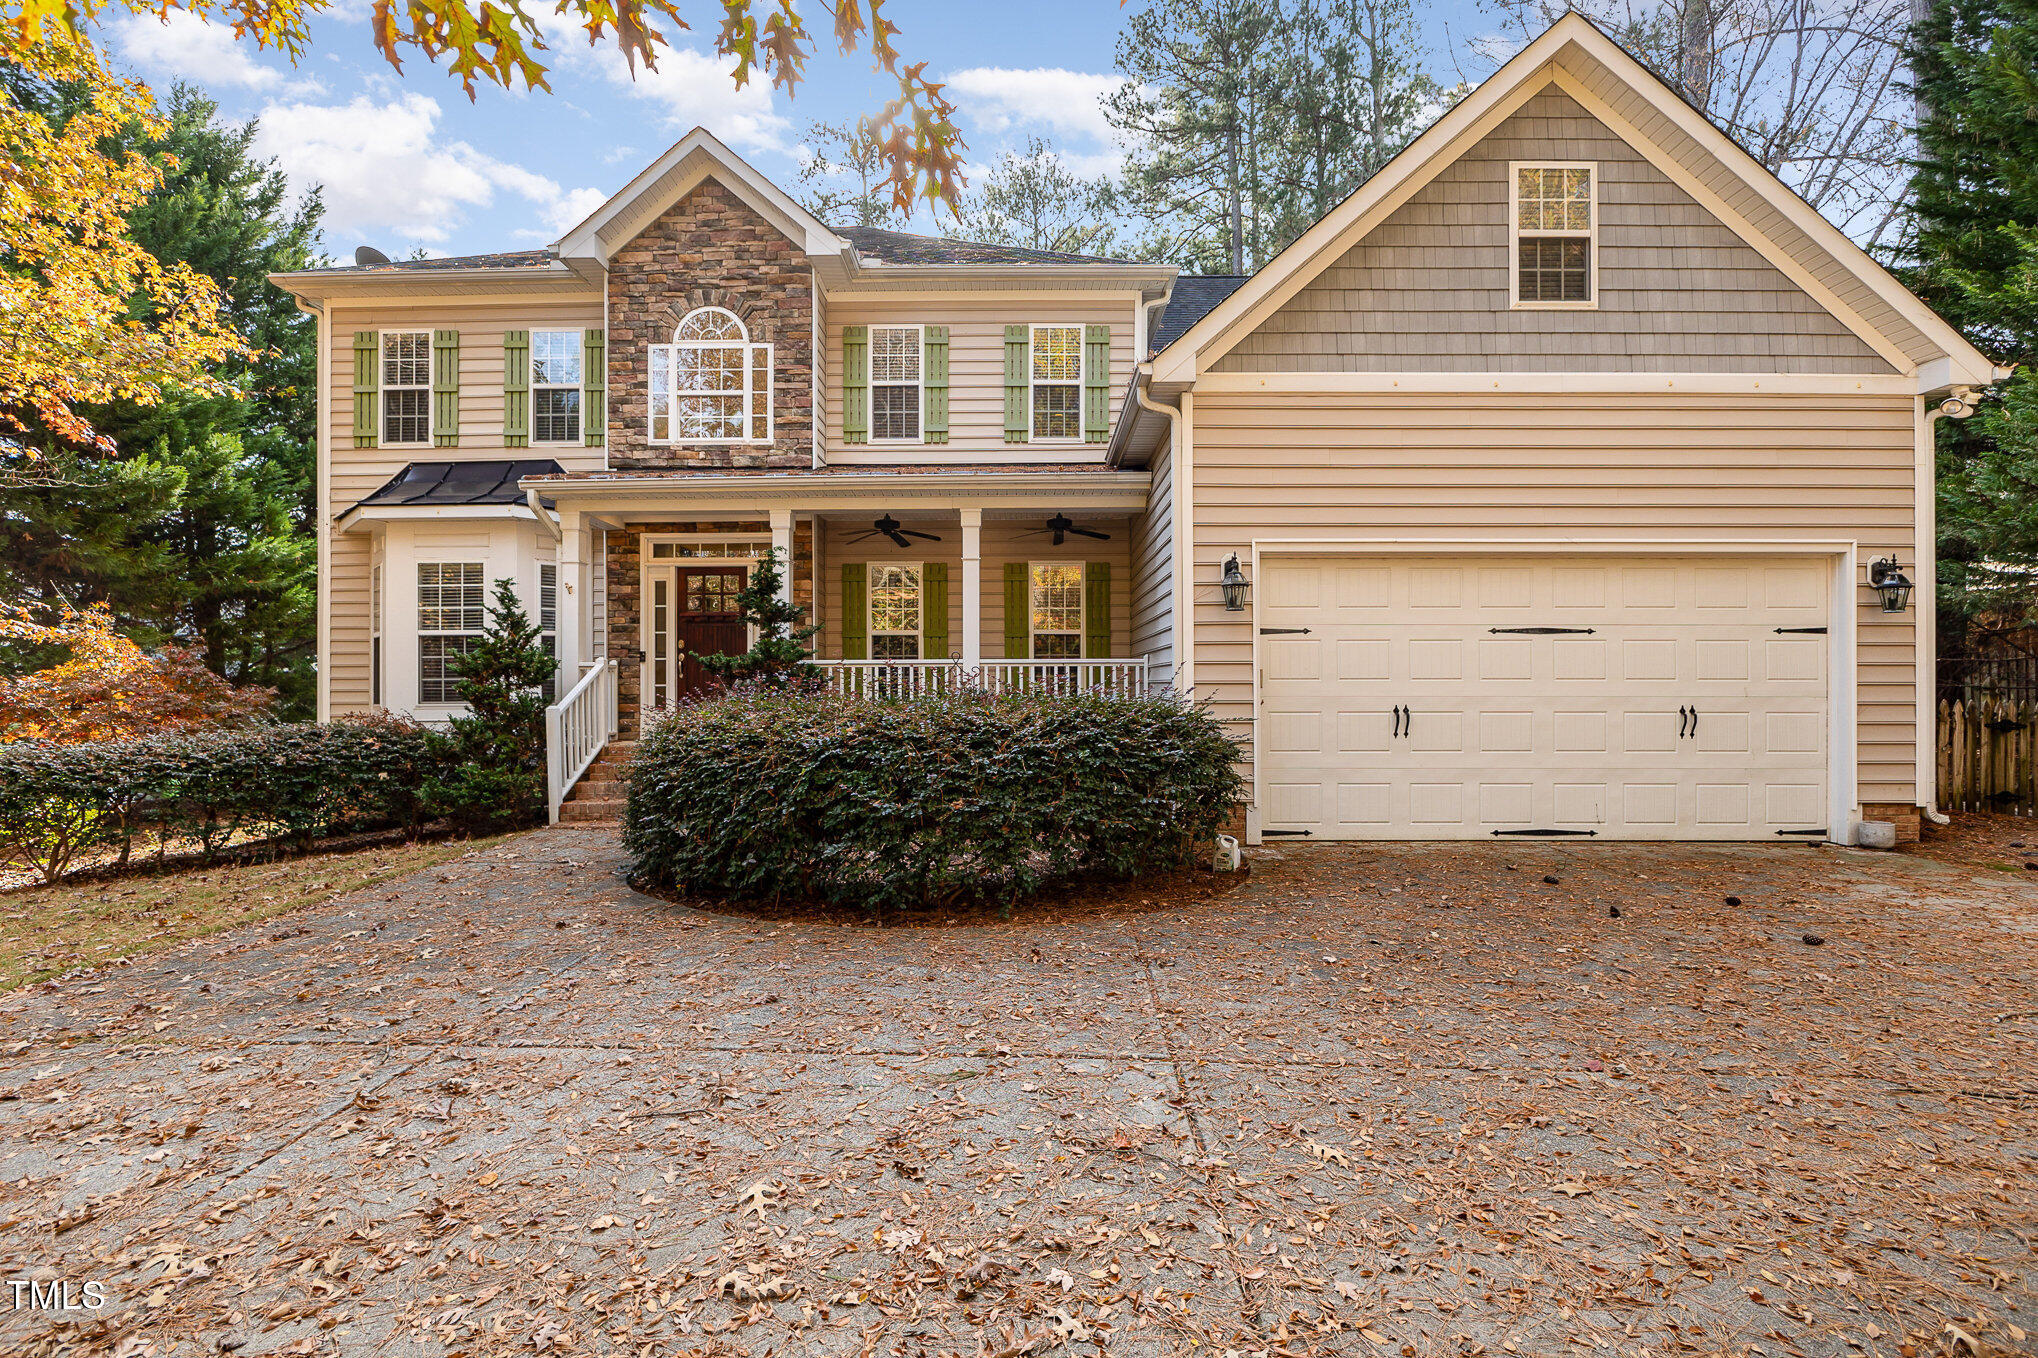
560, 799, 623, 824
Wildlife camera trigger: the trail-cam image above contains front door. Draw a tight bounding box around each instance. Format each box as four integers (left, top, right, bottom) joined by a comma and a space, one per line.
647, 565, 748, 709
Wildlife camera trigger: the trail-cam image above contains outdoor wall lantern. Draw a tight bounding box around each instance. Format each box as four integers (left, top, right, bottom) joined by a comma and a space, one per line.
1220, 553, 1251, 612
1867, 555, 1914, 613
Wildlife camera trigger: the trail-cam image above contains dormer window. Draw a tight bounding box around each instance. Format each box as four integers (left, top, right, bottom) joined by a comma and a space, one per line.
1512, 163, 1596, 307
649, 307, 772, 443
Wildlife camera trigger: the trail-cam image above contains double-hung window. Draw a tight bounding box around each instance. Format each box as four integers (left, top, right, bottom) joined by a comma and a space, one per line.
869, 325, 922, 442
531, 331, 582, 443
382, 331, 433, 444
649, 307, 771, 443
1031, 324, 1083, 440
418, 562, 485, 704
1029, 563, 1085, 659
1512, 163, 1595, 306
868, 564, 923, 660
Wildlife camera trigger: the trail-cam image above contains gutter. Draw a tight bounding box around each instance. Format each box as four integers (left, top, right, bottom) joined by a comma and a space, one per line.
528, 486, 562, 542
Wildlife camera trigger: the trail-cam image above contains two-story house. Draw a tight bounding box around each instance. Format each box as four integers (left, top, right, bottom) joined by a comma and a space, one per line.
273, 14, 2004, 845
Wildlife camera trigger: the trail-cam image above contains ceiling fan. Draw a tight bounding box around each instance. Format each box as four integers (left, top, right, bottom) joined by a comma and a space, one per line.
847, 514, 943, 550
1026, 513, 1112, 547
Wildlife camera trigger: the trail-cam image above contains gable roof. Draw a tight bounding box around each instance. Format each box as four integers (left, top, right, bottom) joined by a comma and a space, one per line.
1148, 12, 2001, 392
836, 226, 1138, 267
553, 127, 846, 265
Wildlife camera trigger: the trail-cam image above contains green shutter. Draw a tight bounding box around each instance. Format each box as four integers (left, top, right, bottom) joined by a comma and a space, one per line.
1004, 324, 1029, 443
352, 330, 378, 447
1004, 561, 1029, 657
841, 563, 868, 660
1084, 561, 1111, 658
502, 330, 529, 448
922, 562, 949, 660
1083, 324, 1111, 443
842, 324, 868, 445
922, 325, 949, 444
432, 329, 459, 447
583, 327, 605, 446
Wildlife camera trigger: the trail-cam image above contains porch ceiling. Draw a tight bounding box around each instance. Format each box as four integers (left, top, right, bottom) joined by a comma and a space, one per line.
521, 465, 1151, 514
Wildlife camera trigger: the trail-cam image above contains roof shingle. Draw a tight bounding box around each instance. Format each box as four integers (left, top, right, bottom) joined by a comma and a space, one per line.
835, 226, 1142, 266
1151, 275, 1251, 353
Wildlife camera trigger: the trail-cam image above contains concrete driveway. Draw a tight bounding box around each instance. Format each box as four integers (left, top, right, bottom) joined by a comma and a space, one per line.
1, 830, 2033, 1358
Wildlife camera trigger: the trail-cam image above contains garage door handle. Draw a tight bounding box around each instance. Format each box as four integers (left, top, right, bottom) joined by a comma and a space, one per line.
1392, 704, 1408, 738
1678, 705, 1689, 738
1690, 707, 1698, 739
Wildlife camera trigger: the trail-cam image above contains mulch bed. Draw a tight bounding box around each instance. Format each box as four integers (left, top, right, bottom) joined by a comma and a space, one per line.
1898, 809, 2038, 873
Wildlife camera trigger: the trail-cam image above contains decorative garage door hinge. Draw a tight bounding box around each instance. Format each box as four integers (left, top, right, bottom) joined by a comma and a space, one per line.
1773, 627, 1828, 634
1487, 626, 1595, 634
1776, 828, 1829, 836
1258, 627, 1312, 635
1490, 828, 1599, 836
1262, 829, 1313, 837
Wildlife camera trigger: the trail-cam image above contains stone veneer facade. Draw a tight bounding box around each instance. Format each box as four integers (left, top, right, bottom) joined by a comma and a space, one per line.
606, 521, 817, 736
605, 177, 814, 471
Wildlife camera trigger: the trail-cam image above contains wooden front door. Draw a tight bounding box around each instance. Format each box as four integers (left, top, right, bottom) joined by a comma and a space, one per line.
671, 566, 747, 699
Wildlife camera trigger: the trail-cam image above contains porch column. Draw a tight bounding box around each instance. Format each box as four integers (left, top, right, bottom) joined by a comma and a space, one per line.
769, 508, 794, 607
556, 508, 584, 687
959, 508, 983, 667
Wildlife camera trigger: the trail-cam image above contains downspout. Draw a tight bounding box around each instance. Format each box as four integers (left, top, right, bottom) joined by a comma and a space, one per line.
527, 485, 563, 543
1921, 385, 1980, 825
1131, 370, 1184, 691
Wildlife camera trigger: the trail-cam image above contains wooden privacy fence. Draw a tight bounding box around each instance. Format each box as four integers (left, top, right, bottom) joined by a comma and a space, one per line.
1939, 698, 2038, 816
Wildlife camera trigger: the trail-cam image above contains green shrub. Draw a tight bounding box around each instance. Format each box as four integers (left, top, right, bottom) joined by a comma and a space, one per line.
0, 714, 442, 880
622, 687, 1243, 911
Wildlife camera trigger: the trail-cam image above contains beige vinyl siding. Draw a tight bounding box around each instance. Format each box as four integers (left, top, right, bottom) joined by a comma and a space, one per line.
325, 295, 604, 713
819, 518, 1134, 659
1187, 391, 1919, 805
823, 296, 1135, 462
1130, 444, 1176, 684
1218, 88, 1893, 375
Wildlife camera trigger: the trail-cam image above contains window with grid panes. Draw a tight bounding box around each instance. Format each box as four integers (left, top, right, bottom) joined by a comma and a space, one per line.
1514, 166, 1594, 303
649, 308, 771, 442
417, 562, 485, 703
1031, 325, 1082, 439
1030, 563, 1084, 658
868, 564, 922, 660
869, 326, 921, 441
382, 331, 432, 444
531, 331, 582, 443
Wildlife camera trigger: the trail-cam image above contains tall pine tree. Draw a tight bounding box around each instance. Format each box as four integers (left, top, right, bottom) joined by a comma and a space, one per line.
1904, 0, 2038, 626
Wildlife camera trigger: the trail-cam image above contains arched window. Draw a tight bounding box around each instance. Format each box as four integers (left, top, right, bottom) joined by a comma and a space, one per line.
649, 307, 772, 443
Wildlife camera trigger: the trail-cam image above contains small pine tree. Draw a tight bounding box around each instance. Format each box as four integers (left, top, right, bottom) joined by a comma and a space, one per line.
423, 577, 554, 831
698, 547, 821, 690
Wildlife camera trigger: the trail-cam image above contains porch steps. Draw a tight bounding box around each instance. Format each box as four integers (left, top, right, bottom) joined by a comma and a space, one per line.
560, 741, 636, 824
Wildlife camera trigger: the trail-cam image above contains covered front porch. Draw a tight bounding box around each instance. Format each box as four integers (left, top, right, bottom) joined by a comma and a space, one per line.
530, 466, 1157, 813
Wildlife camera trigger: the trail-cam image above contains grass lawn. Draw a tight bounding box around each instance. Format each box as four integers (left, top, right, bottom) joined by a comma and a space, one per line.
0, 835, 508, 991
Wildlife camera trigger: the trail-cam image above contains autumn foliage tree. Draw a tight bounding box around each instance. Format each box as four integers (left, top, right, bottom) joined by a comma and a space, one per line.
0, 604, 272, 744
0, 31, 242, 458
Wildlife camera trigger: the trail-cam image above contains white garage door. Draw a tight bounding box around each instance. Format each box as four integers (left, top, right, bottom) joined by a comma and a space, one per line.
1257, 554, 1831, 840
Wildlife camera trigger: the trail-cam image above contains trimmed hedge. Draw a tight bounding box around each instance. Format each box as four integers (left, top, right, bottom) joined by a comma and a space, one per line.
623, 687, 1244, 911
0, 715, 444, 882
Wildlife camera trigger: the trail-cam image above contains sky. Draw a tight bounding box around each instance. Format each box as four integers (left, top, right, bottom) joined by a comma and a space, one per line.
98, 0, 1498, 261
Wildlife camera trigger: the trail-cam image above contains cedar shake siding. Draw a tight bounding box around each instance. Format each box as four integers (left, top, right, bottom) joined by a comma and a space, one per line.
1217, 88, 1894, 375
606, 177, 815, 470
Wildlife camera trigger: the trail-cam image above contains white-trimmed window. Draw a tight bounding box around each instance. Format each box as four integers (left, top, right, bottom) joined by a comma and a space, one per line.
1512, 163, 1595, 306
1031, 324, 1082, 440
649, 307, 771, 443
869, 563, 922, 660
531, 331, 582, 443
382, 330, 433, 444
1029, 562, 1084, 659
417, 562, 485, 704
870, 325, 922, 442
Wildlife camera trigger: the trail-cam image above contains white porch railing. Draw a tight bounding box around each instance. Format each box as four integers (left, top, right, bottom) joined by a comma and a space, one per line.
545, 658, 619, 824
812, 658, 1149, 698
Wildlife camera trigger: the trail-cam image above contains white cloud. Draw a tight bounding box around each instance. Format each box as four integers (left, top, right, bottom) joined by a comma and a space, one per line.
540, 32, 791, 155
944, 67, 1127, 147
111, 11, 321, 94
251, 91, 601, 247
